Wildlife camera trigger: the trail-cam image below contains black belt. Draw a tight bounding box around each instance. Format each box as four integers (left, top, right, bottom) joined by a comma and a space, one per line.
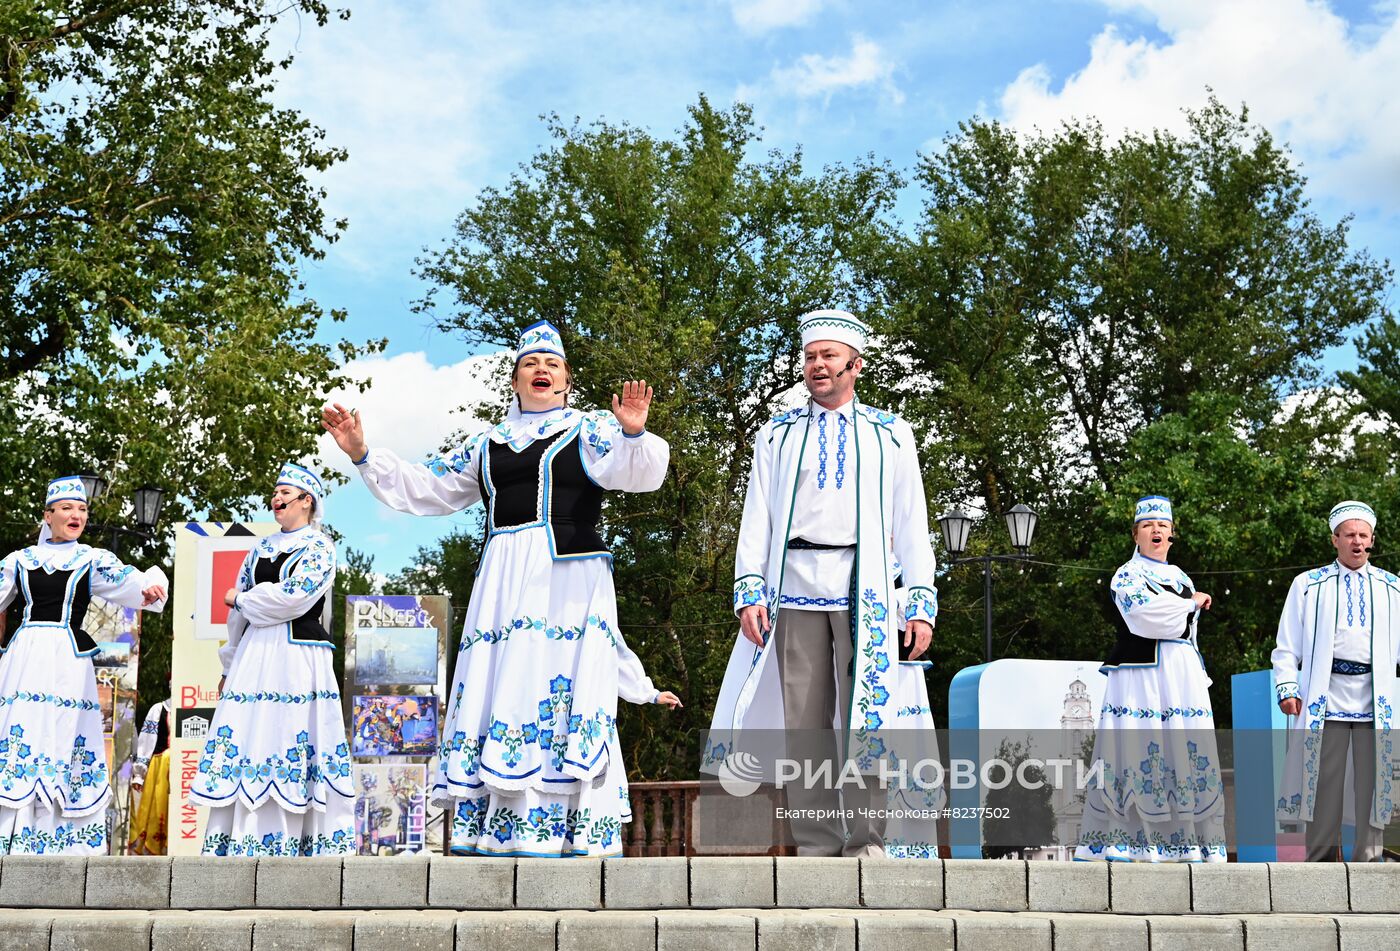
1332, 659, 1372, 676
786, 538, 855, 551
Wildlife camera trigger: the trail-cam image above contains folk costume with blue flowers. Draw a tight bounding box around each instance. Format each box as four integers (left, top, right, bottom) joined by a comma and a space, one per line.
1074, 497, 1226, 863
0, 477, 168, 855
1272, 501, 1398, 861
191, 464, 355, 856
354, 321, 670, 857
705, 310, 940, 857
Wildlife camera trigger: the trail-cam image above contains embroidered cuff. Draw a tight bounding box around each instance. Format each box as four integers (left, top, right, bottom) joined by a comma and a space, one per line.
1275, 681, 1301, 702
353, 448, 370, 466
904, 586, 938, 624
733, 575, 767, 615
622, 428, 646, 439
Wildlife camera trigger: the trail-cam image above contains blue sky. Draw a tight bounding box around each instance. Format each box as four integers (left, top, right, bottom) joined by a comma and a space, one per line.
261, 0, 1400, 577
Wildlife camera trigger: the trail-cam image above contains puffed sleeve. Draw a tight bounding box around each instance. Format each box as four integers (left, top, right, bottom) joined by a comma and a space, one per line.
733, 425, 773, 617
616, 635, 660, 705
356, 434, 486, 516
578, 411, 669, 492
1111, 561, 1196, 639
231, 533, 337, 628
889, 419, 937, 626
0, 552, 18, 612
1271, 574, 1309, 702
88, 549, 167, 612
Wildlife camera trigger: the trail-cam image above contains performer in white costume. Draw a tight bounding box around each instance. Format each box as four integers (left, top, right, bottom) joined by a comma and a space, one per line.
1273, 500, 1398, 862
706, 309, 939, 857
323, 320, 680, 857
191, 464, 355, 856
1074, 496, 1225, 863
0, 476, 167, 854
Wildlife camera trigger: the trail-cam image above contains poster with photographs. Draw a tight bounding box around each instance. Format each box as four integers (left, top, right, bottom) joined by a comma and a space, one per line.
352, 695, 439, 756
353, 763, 427, 855
354, 625, 437, 686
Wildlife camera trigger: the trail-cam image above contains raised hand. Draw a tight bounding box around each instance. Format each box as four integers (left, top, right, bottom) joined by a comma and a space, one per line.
610, 380, 653, 436
321, 403, 368, 461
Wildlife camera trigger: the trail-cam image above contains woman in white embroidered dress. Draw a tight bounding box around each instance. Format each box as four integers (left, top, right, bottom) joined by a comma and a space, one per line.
191, 463, 355, 856
0, 476, 167, 854
1074, 495, 1226, 862
323, 320, 680, 857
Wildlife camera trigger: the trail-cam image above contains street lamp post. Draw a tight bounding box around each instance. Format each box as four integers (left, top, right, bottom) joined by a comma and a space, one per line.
79, 475, 166, 556
937, 503, 1039, 665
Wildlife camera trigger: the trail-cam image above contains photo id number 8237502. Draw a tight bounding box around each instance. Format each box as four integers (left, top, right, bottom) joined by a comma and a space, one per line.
948, 807, 1010, 819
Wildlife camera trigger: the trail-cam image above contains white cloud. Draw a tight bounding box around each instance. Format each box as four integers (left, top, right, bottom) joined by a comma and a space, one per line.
768, 34, 903, 104
998, 0, 1400, 213
731, 0, 823, 33
316, 349, 505, 481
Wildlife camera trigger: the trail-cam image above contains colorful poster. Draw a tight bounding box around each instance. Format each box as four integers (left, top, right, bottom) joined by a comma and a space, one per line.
353, 763, 428, 855
354, 625, 438, 685
352, 696, 439, 756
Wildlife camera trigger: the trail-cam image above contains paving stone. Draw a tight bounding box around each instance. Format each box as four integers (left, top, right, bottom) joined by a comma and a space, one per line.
944, 911, 1050, 951
456, 911, 560, 951
0, 855, 86, 907
516, 858, 601, 910
254, 857, 342, 909
250, 914, 354, 951
50, 913, 152, 951
756, 912, 855, 951
1027, 861, 1107, 913
427, 856, 514, 909
170, 856, 257, 909
1345, 864, 1400, 914
353, 913, 455, 951
1109, 863, 1189, 915
0, 915, 52, 951
690, 857, 775, 909
1269, 862, 1349, 913
1050, 914, 1148, 951
943, 860, 1027, 912
1190, 863, 1270, 914
342, 856, 428, 908
859, 857, 942, 909
1335, 914, 1400, 950
151, 915, 255, 951
853, 912, 954, 951
604, 857, 688, 909
1240, 915, 1339, 951
656, 910, 756, 951
557, 910, 656, 951
84, 855, 171, 909
1146, 916, 1243, 951
775, 858, 858, 908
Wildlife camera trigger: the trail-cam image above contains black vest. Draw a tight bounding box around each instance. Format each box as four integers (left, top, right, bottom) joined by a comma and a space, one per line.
12, 564, 97, 655
482, 429, 608, 558
254, 551, 330, 645
1101, 579, 1196, 670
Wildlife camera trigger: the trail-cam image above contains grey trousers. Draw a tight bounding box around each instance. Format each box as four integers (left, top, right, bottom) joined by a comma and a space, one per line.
774, 608, 886, 857
1306, 719, 1382, 862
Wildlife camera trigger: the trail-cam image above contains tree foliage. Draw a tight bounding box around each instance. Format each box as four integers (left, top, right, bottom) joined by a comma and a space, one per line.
0, 1, 379, 558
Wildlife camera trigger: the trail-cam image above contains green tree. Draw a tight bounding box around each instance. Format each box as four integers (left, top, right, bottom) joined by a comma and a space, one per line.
414, 97, 902, 778
0, 1, 380, 559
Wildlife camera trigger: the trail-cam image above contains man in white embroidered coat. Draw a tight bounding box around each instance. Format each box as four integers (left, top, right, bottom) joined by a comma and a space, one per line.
1273, 500, 1399, 862
724, 309, 938, 857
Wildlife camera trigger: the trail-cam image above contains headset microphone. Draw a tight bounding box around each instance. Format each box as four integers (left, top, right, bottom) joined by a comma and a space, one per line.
833, 359, 855, 379
1364, 546, 1375, 553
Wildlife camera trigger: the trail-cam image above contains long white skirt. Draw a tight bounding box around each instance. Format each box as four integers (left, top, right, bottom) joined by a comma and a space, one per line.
0, 627, 110, 855
190, 624, 354, 856
440, 525, 634, 857
1074, 642, 1226, 863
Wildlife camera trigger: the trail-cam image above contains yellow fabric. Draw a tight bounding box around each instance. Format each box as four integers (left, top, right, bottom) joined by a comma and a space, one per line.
129, 750, 169, 856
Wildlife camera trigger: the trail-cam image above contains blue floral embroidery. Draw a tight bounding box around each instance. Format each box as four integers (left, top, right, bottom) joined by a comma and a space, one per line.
904, 586, 937, 624
2, 819, 107, 855
1102, 704, 1212, 721
453, 798, 622, 854
202, 828, 352, 857
0, 730, 107, 807
459, 614, 618, 652
220, 689, 340, 704
0, 691, 101, 712
733, 575, 767, 611
196, 724, 351, 803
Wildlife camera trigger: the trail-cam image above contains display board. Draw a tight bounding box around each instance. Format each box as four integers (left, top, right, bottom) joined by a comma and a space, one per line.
82, 600, 141, 853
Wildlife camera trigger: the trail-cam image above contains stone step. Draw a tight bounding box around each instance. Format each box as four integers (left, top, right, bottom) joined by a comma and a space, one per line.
1, 908, 1398, 951
0, 856, 1394, 917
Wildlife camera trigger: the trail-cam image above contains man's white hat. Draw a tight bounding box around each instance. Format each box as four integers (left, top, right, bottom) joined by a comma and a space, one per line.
799, 309, 869, 353
1329, 500, 1376, 533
